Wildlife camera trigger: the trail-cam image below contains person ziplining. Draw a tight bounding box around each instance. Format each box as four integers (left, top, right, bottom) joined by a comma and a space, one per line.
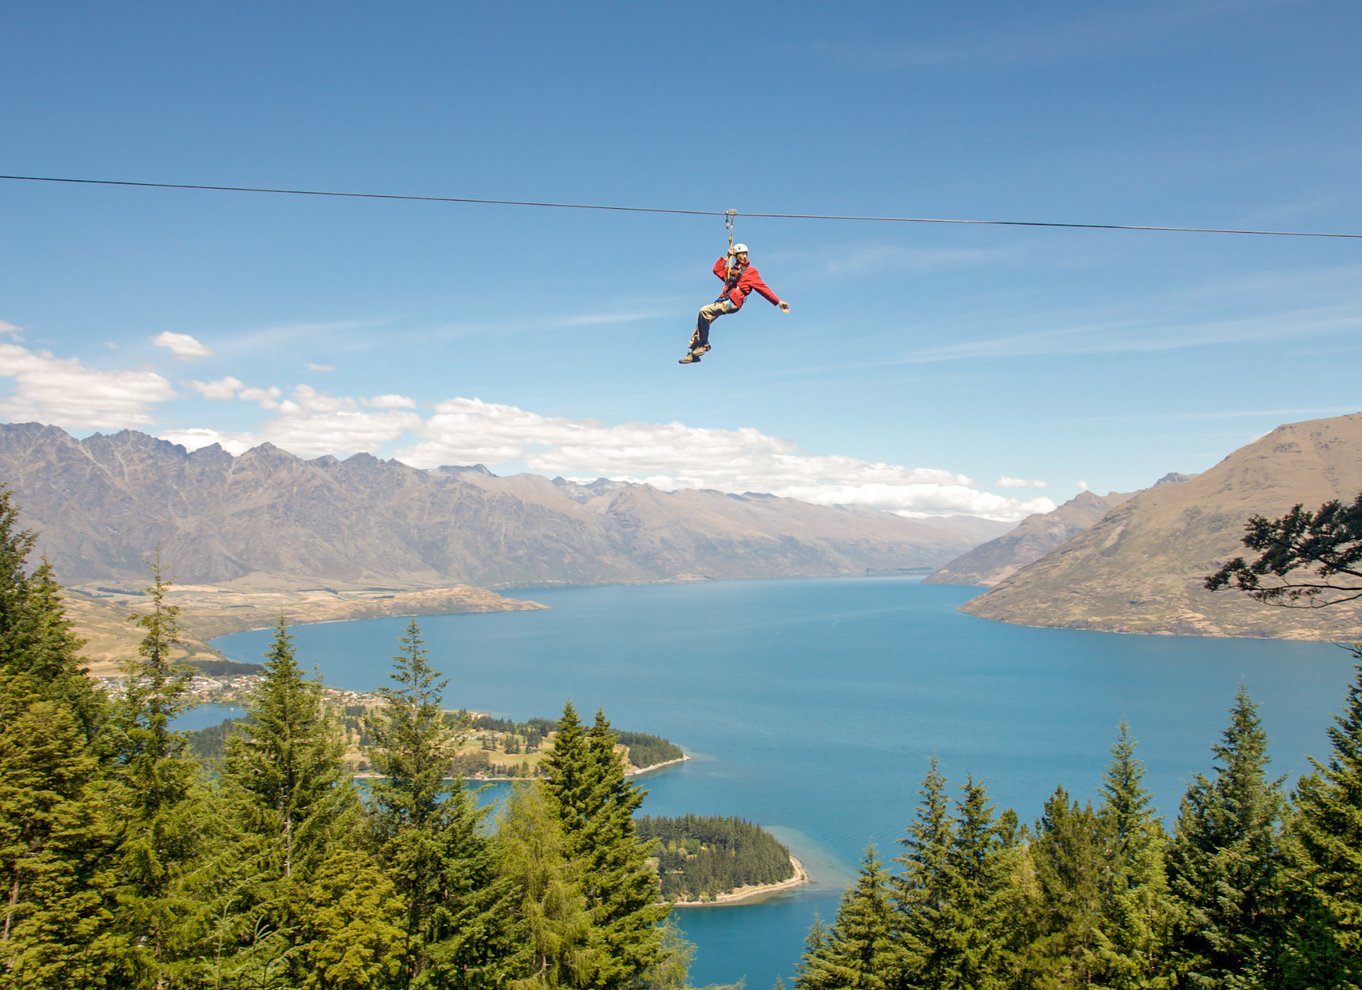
680, 216, 791, 364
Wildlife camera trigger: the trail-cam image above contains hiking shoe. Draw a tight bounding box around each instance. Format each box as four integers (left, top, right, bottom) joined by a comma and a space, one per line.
678, 352, 700, 364
693, 344, 711, 357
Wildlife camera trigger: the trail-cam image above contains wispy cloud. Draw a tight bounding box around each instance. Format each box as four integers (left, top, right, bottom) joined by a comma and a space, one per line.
969, 308, 1352, 364
820, 242, 1023, 277
215, 320, 388, 358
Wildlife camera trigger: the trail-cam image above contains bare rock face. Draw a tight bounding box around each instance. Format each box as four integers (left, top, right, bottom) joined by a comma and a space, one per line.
960, 414, 1362, 641
925, 489, 1140, 588
0, 423, 1007, 592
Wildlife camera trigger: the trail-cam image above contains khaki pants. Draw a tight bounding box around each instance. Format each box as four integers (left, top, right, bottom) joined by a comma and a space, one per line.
692, 298, 734, 347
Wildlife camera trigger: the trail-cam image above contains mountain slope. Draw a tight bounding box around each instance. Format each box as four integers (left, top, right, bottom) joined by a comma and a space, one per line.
925, 489, 1139, 587
961, 414, 1362, 640
0, 423, 1008, 591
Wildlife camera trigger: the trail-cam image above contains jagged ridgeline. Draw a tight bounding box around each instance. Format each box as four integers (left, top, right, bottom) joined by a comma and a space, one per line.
637, 814, 796, 902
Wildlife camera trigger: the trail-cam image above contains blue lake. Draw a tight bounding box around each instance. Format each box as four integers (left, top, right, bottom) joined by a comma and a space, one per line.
211, 578, 1358, 989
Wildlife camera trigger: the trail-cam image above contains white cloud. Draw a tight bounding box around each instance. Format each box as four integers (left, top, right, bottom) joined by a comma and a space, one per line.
156, 427, 260, 456
0, 321, 20, 337
396, 397, 1050, 521
239, 386, 283, 408
363, 394, 417, 409
2, 335, 1055, 523
305, 362, 336, 373
0, 342, 176, 428
187, 377, 282, 408
248, 386, 423, 458
998, 476, 1048, 489
189, 376, 245, 400
153, 331, 213, 360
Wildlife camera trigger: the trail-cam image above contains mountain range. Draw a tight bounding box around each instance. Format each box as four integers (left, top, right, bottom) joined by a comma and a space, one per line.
0, 422, 1007, 592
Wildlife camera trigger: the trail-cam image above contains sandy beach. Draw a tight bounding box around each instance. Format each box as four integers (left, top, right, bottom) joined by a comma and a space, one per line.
669, 854, 810, 908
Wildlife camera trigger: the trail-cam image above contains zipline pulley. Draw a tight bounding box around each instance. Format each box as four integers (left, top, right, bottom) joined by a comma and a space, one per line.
725, 209, 738, 274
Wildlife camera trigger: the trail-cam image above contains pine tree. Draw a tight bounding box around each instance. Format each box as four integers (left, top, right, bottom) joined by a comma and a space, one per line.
368, 617, 519, 988
295, 847, 407, 990
0, 696, 125, 987
0, 492, 105, 747
1166, 684, 1285, 989
1279, 652, 1362, 988
1023, 786, 1106, 989
935, 775, 1012, 990
108, 563, 215, 988
540, 704, 671, 989
497, 780, 597, 989
1096, 721, 1173, 988
213, 618, 364, 985
893, 757, 954, 988
795, 845, 897, 990
0, 494, 123, 985
13, 560, 105, 742
0, 486, 38, 672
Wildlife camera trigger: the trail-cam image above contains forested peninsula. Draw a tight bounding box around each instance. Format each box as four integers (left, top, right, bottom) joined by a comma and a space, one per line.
638, 815, 806, 905
0, 487, 719, 988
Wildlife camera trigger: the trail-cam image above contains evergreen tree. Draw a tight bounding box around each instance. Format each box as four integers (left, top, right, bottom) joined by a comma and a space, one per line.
794, 845, 897, 990
108, 563, 215, 988
1166, 684, 1285, 989
295, 847, 407, 990
893, 757, 955, 989
891, 763, 1015, 990
14, 560, 106, 742
0, 486, 37, 672
1279, 652, 1362, 988
497, 781, 597, 989
1023, 786, 1106, 989
368, 618, 518, 988
640, 916, 694, 990
214, 618, 364, 985
0, 696, 125, 987
0, 493, 123, 985
541, 704, 671, 989
935, 775, 1013, 990
1096, 721, 1173, 988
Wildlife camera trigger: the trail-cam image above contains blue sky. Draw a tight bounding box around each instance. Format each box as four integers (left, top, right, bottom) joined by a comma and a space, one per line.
3, 1, 1360, 521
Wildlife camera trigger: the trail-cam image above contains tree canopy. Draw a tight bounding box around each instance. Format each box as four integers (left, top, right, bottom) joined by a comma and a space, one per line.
1206, 492, 1362, 607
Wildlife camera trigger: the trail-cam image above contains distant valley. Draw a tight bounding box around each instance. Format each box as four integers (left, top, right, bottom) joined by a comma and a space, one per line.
0, 422, 1010, 662
8, 413, 1362, 658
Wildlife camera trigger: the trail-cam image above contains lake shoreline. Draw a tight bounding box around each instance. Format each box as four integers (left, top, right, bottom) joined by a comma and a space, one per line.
670, 855, 810, 909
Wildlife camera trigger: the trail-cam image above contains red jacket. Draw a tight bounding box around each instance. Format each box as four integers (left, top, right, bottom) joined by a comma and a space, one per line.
712, 257, 781, 310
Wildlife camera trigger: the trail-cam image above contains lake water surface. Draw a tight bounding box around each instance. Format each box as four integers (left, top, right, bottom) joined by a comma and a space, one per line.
212, 578, 1358, 988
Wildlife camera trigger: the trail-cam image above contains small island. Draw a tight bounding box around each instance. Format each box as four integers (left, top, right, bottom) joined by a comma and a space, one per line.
637, 814, 808, 906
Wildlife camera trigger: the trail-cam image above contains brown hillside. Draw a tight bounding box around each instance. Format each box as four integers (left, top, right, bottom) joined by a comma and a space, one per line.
961, 413, 1362, 640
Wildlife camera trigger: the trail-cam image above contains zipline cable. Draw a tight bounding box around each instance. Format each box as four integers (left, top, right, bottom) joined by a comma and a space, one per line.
2, 173, 1361, 240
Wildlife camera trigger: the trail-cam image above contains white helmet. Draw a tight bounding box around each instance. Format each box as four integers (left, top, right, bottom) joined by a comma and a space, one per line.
732, 243, 749, 254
